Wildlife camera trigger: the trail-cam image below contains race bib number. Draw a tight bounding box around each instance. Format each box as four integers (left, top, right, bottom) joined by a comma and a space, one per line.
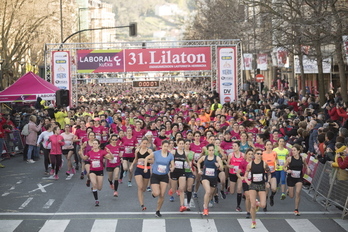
65, 140, 72, 146
247, 172, 251, 180
157, 165, 166, 173
92, 161, 101, 168
233, 166, 239, 173
174, 161, 184, 169
291, 170, 301, 178
137, 160, 145, 166
279, 160, 285, 166
96, 135, 101, 141
125, 146, 134, 153
110, 156, 119, 164
269, 165, 275, 172
194, 153, 200, 161
102, 136, 108, 141
205, 168, 215, 176
253, 173, 263, 182
184, 162, 190, 169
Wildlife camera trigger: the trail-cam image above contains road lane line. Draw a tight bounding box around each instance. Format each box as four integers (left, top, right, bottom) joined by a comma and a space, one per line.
28, 183, 53, 193
18, 197, 33, 209
3, 220, 22, 232
2, 192, 10, 196
286, 219, 321, 232
39, 220, 70, 232
43, 199, 55, 209
91, 219, 117, 232
333, 219, 348, 232
9, 185, 15, 190
238, 219, 268, 232
143, 219, 165, 232
190, 219, 217, 232
16, 180, 23, 184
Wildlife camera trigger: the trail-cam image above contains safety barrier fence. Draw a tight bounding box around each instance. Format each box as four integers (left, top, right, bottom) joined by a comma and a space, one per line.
309, 161, 348, 219
1, 130, 24, 160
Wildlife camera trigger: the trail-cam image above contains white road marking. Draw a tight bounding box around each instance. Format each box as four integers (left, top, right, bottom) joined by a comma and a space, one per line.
9, 185, 15, 190
333, 219, 348, 232
286, 219, 321, 232
91, 219, 118, 232
143, 219, 165, 232
2, 192, 10, 196
28, 183, 53, 193
190, 219, 218, 232
39, 220, 70, 232
18, 197, 33, 209
238, 219, 268, 232
0, 211, 340, 216
16, 180, 23, 184
43, 199, 55, 209
3, 220, 22, 232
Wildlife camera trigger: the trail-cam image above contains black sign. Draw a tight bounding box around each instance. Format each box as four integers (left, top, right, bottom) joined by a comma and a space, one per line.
132, 80, 160, 88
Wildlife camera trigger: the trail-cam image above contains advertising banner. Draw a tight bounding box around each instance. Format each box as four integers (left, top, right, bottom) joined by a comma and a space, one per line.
242, 53, 253, 70
125, 47, 211, 72
217, 47, 237, 104
277, 47, 288, 67
343, 36, 348, 63
257, 53, 268, 70
77, 50, 125, 73
52, 51, 71, 91
294, 55, 331, 74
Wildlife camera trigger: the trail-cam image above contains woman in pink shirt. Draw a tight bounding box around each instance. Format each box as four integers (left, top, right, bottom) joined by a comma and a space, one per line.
46, 126, 65, 179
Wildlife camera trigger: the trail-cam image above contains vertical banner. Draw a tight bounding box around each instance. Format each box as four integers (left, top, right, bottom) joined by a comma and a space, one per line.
277, 47, 288, 67
52, 51, 71, 91
343, 36, 348, 63
217, 47, 237, 104
257, 53, 268, 70
242, 53, 253, 70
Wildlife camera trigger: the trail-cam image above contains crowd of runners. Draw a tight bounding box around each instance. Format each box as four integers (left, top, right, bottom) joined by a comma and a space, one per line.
2, 78, 348, 229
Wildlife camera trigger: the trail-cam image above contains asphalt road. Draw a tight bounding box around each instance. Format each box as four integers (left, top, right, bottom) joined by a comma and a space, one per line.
0, 155, 347, 232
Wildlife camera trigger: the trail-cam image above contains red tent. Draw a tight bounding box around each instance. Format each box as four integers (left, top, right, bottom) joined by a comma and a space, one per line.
0, 72, 59, 102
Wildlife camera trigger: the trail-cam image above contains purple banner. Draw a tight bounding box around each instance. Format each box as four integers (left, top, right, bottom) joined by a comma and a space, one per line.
77, 50, 125, 73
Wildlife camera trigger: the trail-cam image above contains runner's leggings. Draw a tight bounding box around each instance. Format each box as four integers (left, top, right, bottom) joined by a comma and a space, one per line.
50, 154, 62, 175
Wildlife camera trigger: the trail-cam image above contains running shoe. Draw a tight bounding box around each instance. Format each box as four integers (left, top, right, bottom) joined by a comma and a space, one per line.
127, 181, 132, 187
86, 179, 91, 187
146, 186, 151, 192
214, 195, 219, 204
27, 159, 35, 164
169, 196, 174, 202
202, 208, 209, 216
176, 190, 180, 196
281, 193, 286, 200
123, 171, 128, 178
263, 206, 268, 212
113, 191, 118, 197
66, 171, 70, 176
48, 164, 52, 169
50, 169, 54, 176
44, 171, 49, 176
95, 201, 99, 206
193, 192, 198, 198
155, 210, 162, 217
251, 221, 256, 229
71, 167, 76, 174
208, 200, 214, 207
186, 205, 191, 211
75, 165, 79, 171
80, 172, 84, 179
220, 190, 226, 199
110, 184, 114, 190
54, 175, 59, 180
270, 195, 274, 206
179, 206, 187, 212
168, 188, 173, 196
118, 179, 123, 184
255, 199, 260, 212
294, 210, 300, 216
246, 212, 251, 218
236, 206, 242, 212
141, 205, 147, 211
0, 163, 5, 168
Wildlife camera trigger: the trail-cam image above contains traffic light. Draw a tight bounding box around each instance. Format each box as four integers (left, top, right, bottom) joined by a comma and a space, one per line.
274, 67, 281, 80
129, 22, 137, 37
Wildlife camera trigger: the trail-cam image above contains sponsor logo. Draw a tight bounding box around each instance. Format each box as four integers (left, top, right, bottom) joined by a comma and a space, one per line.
224, 96, 231, 102
221, 76, 232, 80
55, 60, 67, 64
56, 73, 66, 79
55, 80, 68, 84
222, 82, 233, 86
222, 70, 232, 75
57, 86, 67, 90
221, 56, 232, 60
223, 89, 231, 95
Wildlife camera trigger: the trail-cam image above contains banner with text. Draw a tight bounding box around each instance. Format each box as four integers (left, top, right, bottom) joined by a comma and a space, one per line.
52, 51, 71, 91
217, 47, 238, 104
125, 47, 211, 72
77, 50, 125, 73
295, 55, 331, 74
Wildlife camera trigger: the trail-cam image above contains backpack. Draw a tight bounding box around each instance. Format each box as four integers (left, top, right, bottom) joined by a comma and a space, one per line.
21, 124, 29, 136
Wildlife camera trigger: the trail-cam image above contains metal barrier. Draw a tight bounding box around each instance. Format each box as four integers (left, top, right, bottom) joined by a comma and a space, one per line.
311, 162, 348, 219
2, 130, 24, 158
